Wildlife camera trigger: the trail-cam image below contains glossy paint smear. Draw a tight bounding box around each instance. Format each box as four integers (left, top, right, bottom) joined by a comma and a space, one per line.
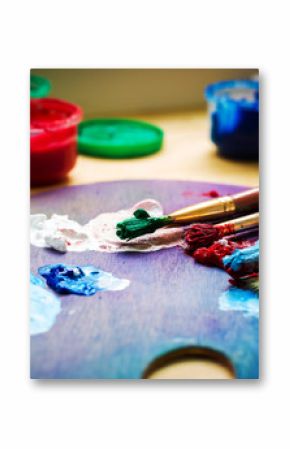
38, 263, 130, 296
30, 199, 184, 253
30, 273, 61, 335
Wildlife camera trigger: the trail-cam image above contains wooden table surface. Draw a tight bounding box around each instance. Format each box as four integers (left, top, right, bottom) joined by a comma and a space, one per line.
31, 109, 259, 379
31, 110, 258, 194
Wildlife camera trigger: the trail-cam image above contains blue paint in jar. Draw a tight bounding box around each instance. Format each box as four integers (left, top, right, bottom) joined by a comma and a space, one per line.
38, 263, 130, 296
205, 79, 259, 160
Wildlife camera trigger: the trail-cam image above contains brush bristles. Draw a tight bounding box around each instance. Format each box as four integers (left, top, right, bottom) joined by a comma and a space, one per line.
184, 223, 222, 251
116, 209, 171, 240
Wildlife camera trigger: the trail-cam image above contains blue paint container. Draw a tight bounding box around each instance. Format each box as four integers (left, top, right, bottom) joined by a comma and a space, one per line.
205, 79, 259, 160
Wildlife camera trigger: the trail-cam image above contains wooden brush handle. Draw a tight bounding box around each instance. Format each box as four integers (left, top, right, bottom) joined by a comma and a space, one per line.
169, 188, 259, 223
232, 188, 259, 214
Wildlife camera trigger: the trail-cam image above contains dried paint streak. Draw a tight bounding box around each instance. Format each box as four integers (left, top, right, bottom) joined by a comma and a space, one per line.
30, 199, 184, 253
182, 190, 195, 198
182, 190, 220, 198
219, 287, 259, 318
30, 273, 61, 335
38, 264, 130, 296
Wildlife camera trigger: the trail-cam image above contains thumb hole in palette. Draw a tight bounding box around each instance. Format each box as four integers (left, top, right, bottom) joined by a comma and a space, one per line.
143, 347, 235, 380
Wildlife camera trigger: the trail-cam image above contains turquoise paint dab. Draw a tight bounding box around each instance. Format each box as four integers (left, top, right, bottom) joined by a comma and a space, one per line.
219, 287, 259, 318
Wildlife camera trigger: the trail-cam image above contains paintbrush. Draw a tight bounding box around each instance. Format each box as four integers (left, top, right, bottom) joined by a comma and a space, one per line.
185, 212, 259, 251
116, 188, 259, 240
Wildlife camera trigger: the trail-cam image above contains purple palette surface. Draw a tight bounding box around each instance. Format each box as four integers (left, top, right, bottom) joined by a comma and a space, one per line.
30, 180, 259, 379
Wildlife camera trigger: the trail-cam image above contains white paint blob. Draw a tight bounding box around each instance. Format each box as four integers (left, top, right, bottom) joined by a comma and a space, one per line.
30, 199, 184, 253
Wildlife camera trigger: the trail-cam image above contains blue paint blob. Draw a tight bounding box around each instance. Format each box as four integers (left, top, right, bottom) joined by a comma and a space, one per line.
219, 287, 259, 318
38, 264, 130, 296
205, 79, 259, 160
30, 273, 61, 335
223, 241, 259, 272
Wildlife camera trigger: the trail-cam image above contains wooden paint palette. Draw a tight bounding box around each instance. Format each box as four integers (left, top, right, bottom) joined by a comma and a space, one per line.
30, 180, 259, 379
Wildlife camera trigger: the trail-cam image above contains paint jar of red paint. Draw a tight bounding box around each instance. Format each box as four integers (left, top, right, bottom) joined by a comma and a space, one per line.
30, 98, 82, 186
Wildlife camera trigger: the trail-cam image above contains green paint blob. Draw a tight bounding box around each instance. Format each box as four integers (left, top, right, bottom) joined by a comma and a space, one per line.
116, 209, 172, 240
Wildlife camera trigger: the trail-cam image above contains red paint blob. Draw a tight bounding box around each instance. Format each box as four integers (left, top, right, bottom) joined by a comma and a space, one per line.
193, 240, 251, 268
202, 190, 220, 198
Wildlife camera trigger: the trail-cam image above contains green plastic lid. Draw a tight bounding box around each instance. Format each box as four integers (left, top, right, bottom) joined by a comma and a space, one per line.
78, 118, 164, 158
30, 75, 51, 98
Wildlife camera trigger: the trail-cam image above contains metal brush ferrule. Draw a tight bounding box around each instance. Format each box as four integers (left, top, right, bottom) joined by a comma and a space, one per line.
169, 196, 236, 224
